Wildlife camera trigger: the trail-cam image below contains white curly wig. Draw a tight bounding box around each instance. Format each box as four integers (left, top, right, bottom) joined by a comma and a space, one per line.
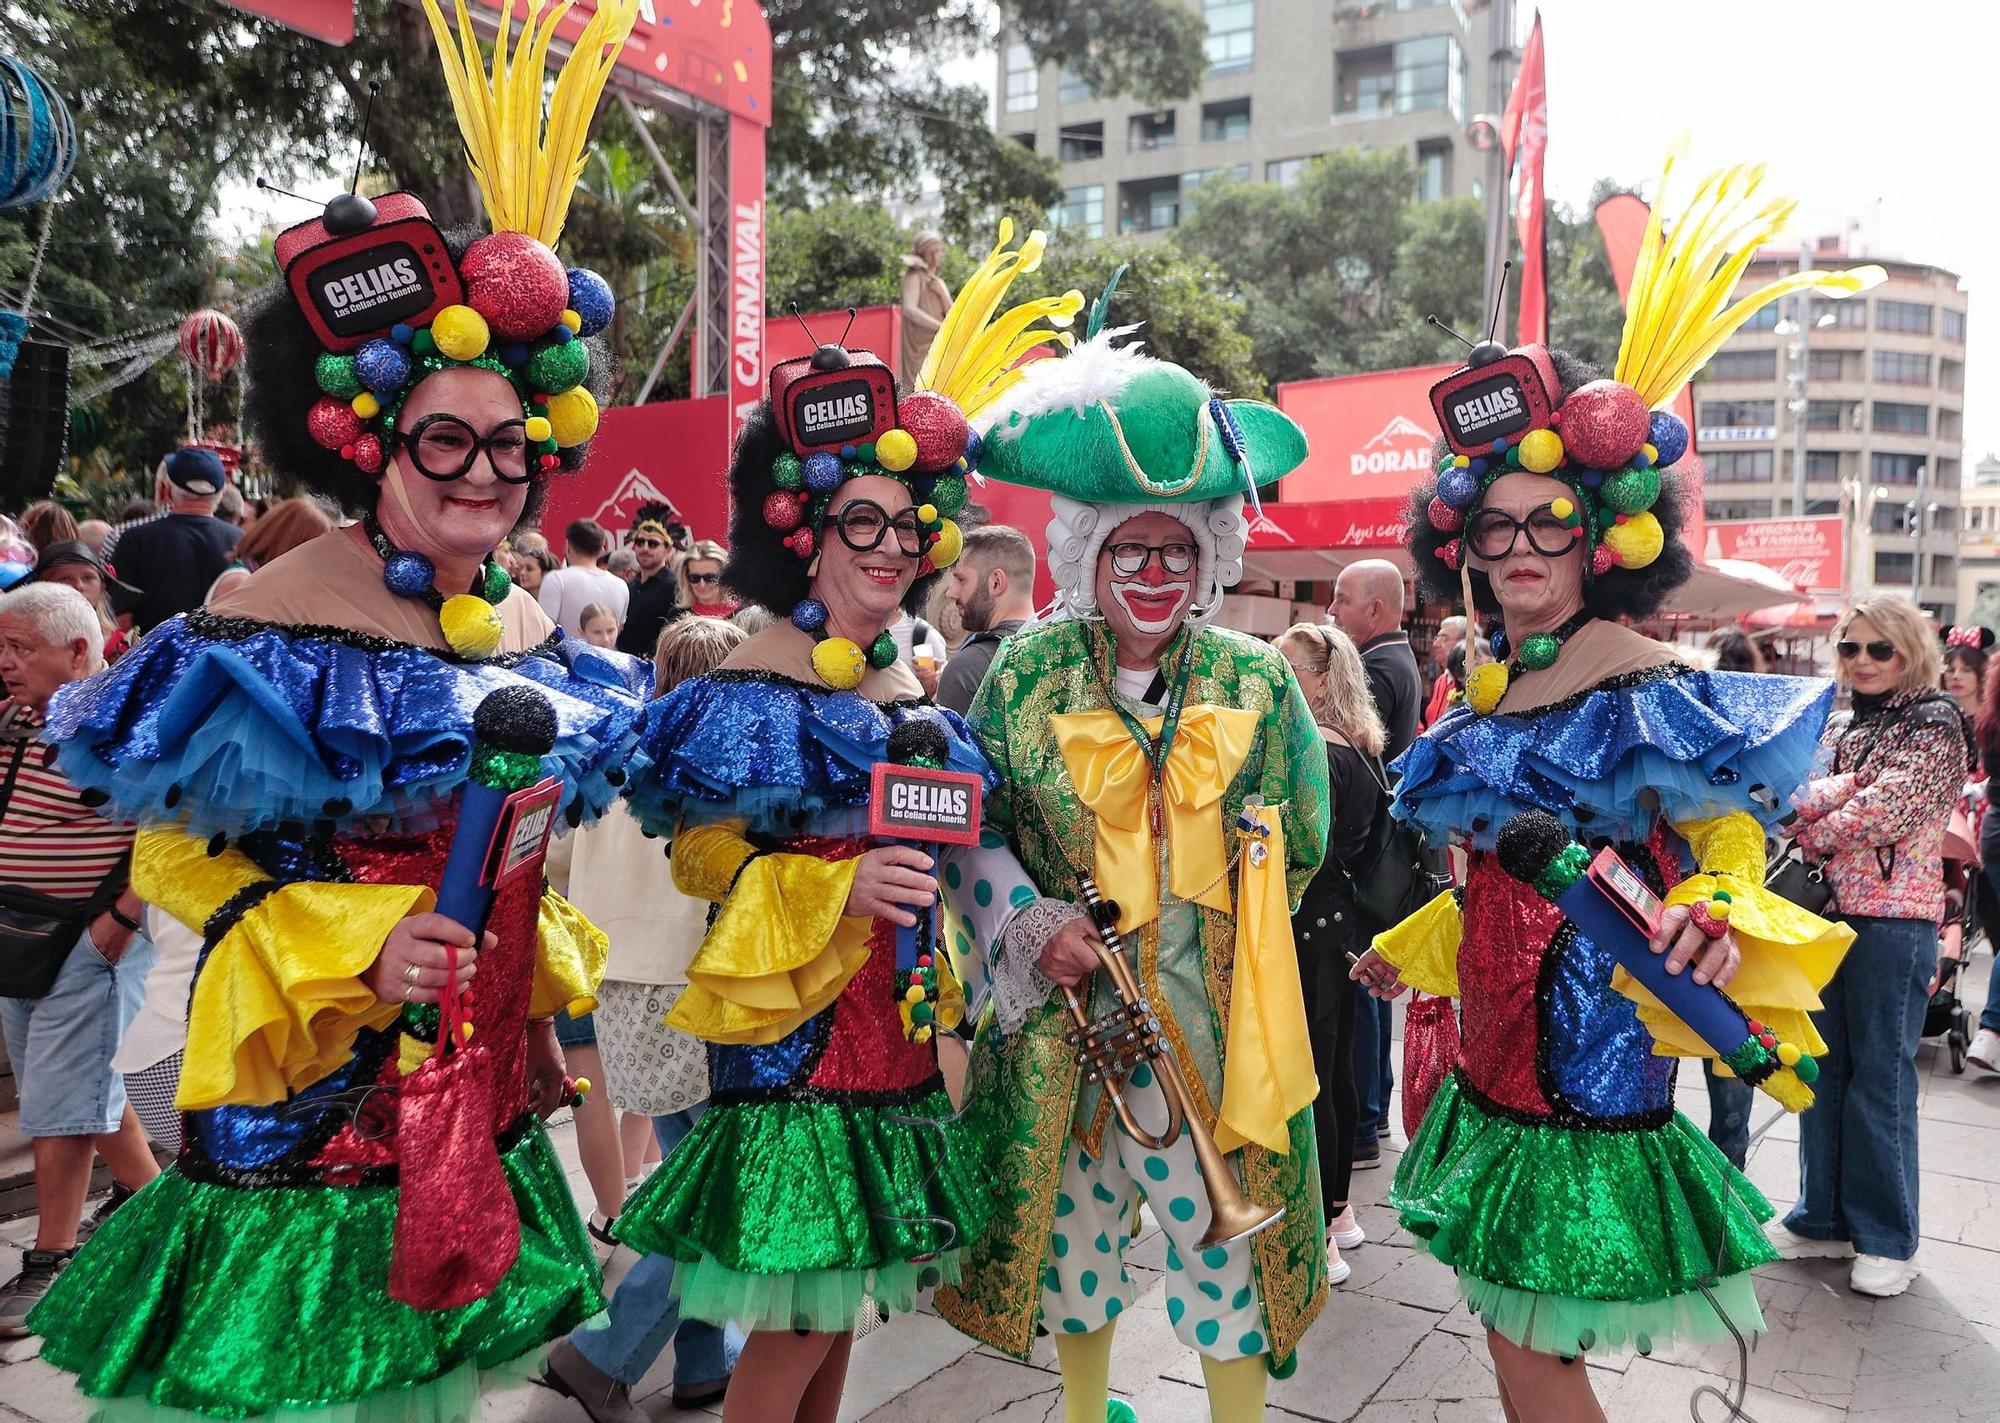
1043, 492, 1248, 631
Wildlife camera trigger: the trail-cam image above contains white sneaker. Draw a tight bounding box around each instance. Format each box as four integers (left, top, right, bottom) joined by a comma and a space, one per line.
1849, 1253, 1920, 1298
1766, 1223, 1854, 1259
1969, 1027, 2000, 1073
1326, 1250, 1351, 1286
1327, 1205, 1367, 1251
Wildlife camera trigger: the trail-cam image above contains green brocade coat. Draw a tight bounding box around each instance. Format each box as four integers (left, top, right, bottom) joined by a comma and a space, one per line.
934, 618, 1332, 1365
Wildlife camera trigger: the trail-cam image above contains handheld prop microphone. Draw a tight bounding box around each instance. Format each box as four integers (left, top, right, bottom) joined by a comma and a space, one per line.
869, 719, 983, 1042
1494, 811, 1819, 1110
436, 686, 564, 939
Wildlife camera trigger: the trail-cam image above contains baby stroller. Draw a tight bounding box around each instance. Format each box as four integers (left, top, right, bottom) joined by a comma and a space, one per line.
1926, 954, 1972, 1075
1930, 800, 1981, 1074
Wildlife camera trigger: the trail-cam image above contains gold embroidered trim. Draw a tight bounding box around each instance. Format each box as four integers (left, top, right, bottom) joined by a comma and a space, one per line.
1100, 398, 1208, 498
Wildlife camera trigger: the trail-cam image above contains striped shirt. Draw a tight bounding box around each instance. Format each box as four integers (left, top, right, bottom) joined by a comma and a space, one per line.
0, 729, 133, 901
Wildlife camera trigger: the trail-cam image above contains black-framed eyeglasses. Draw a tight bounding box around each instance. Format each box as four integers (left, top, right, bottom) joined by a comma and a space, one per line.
1105, 541, 1197, 576
829, 499, 924, 557
397, 414, 534, 485
1836, 639, 1898, 663
1465, 504, 1577, 560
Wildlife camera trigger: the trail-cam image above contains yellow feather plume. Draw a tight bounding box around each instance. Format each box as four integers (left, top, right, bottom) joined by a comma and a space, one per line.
421, 0, 639, 248
917, 219, 1084, 419
1614, 141, 1885, 410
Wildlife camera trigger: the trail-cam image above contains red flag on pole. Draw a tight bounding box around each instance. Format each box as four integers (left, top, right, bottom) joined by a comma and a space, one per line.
1501, 13, 1549, 345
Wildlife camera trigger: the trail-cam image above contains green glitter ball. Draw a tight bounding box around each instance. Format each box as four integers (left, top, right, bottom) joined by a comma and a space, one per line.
481, 561, 513, 604
929, 473, 968, 517
525, 339, 590, 394
773, 452, 804, 490
471, 744, 544, 792
867, 630, 898, 669
1517, 631, 1560, 670
411, 328, 437, 357
1600, 465, 1662, 515
315, 352, 364, 398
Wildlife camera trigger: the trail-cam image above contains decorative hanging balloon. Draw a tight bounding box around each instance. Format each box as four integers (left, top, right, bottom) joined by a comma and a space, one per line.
0, 55, 78, 213
177, 308, 245, 443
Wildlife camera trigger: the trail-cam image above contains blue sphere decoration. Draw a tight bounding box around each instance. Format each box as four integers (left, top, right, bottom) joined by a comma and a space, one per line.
354, 338, 413, 396
1648, 410, 1690, 467
390, 323, 415, 345
1467, 457, 1490, 478
1580, 467, 1605, 489
383, 551, 436, 598
840, 444, 858, 460
791, 598, 830, 634
566, 268, 615, 337
500, 342, 531, 366
1489, 631, 1507, 657
963, 430, 984, 465
1490, 438, 1510, 455
550, 324, 575, 345
802, 451, 846, 493
1631, 449, 1653, 469
1438, 467, 1480, 509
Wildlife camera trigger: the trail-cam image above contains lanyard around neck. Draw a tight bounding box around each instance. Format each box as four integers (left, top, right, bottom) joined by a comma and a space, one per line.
1089, 622, 1197, 784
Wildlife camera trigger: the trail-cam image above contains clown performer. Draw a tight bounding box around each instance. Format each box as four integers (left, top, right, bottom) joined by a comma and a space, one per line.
932, 311, 1331, 1423
1347, 150, 1871, 1422
610, 225, 1084, 1423
27, 4, 650, 1417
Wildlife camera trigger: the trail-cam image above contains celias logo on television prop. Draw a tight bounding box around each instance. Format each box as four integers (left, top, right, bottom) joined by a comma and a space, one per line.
1349, 414, 1436, 480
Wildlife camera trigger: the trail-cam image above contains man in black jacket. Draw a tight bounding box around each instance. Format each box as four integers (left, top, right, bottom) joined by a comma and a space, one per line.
617, 503, 685, 656
107, 448, 242, 631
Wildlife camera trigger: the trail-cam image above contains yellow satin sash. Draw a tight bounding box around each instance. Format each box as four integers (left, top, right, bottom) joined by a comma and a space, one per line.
1051, 704, 1259, 934
1215, 802, 1317, 1155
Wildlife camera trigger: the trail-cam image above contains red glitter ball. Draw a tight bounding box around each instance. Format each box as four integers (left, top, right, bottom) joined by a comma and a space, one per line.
460, 233, 570, 340
788, 527, 816, 559
307, 397, 363, 450
351, 433, 385, 473
898, 390, 971, 472
764, 490, 805, 530
1591, 545, 1618, 575
1558, 380, 1650, 470
916, 554, 937, 577
1427, 496, 1463, 532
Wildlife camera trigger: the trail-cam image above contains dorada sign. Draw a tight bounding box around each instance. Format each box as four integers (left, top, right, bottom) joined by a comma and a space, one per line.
868, 763, 985, 846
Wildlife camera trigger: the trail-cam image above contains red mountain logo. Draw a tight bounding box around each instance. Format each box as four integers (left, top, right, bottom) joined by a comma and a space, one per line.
591, 468, 677, 535
1352, 414, 1436, 478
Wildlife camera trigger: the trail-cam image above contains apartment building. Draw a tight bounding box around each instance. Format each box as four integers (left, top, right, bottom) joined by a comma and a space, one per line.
996, 0, 1502, 239
1696, 248, 1969, 621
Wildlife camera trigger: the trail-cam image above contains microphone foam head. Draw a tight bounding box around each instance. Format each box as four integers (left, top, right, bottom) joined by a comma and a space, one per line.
1496, 810, 1573, 887
474, 685, 560, 757
886, 717, 950, 770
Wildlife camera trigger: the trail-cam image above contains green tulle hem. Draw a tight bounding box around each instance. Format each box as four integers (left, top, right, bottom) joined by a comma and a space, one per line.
671, 1248, 968, 1333
30, 1122, 602, 1419
616, 1088, 990, 1283
1446, 1264, 1767, 1358
1390, 1072, 1776, 1316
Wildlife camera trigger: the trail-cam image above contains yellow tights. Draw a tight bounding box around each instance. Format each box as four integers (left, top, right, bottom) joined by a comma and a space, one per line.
1053, 1326, 1269, 1423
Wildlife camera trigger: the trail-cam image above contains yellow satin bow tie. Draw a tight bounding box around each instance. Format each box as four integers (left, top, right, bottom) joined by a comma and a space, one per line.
1051, 704, 1261, 934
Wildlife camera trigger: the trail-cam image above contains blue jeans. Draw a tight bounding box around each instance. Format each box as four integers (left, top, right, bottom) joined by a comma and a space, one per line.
1787, 915, 1936, 1261
1702, 1059, 1753, 1169
1980, 852, 2000, 1035
1352, 994, 1394, 1139
569, 1106, 741, 1388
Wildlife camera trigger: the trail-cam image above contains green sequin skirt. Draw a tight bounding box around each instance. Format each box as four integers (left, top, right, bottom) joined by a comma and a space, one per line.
1390, 1072, 1777, 1357
30, 1120, 602, 1419
615, 1088, 990, 1332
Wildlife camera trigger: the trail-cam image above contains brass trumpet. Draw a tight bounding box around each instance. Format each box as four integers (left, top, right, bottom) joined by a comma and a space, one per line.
1059, 872, 1285, 1248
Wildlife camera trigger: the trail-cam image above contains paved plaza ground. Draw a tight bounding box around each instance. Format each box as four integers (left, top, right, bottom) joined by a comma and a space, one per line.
6, 957, 1999, 1421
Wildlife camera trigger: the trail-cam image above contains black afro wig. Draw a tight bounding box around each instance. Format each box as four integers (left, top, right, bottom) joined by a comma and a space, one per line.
1406, 348, 1695, 623
722, 399, 947, 619
242, 227, 614, 518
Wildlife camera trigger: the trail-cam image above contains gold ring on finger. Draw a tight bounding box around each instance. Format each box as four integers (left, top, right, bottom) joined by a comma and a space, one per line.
404, 962, 422, 987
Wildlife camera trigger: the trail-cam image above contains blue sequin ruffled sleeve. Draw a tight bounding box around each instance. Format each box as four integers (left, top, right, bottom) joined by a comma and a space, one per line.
627, 668, 999, 839
1391, 666, 1834, 850
41, 612, 649, 838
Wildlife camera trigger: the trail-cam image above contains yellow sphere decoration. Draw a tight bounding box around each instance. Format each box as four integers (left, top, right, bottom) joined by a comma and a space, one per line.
876, 428, 918, 472
431, 304, 491, 362
917, 503, 938, 523
524, 415, 553, 443
929, 518, 964, 570
559, 309, 583, 333
811, 636, 867, 689
914, 1024, 934, 1043
904, 983, 927, 1004
1642, 442, 1659, 464
1550, 496, 1574, 521
351, 392, 382, 420
1466, 661, 1510, 715
572, 1076, 592, 1097
1602, 510, 1665, 570
1707, 897, 1733, 922
439, 593, 504, 659
545, 386, 600, 446
1775, 1042, 1802, 1067
1519, 427, 1565, 473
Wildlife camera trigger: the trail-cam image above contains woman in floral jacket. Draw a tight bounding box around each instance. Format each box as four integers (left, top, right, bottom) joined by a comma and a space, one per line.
1774, 594, 1973, 1299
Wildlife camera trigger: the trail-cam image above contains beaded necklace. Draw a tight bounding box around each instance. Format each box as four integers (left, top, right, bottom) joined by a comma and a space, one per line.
789, 596, 899, 690
366, 515, 513, 661
1463, 609, 1594, 715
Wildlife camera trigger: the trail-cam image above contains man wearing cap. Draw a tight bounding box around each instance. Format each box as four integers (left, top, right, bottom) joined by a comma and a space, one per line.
933, 329, 1330, 1422
28, 542, 141, 663
103, 447, 242, 631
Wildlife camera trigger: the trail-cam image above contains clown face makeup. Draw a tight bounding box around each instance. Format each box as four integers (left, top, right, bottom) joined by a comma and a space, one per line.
1096, 511, 1198, 644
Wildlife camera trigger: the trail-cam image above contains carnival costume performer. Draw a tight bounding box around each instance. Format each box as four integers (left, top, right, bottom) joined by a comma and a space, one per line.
1347, 150, 1874, 1418
612, 224, 1084, 1423
932, 307, 1331, 1423
28, 4, 648, 1417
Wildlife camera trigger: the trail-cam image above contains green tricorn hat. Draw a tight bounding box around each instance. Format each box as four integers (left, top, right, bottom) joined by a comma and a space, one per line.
973, 334, 1307, 505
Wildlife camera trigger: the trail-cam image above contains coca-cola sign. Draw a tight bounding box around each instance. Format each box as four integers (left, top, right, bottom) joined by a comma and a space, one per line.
1704, 517, 1845, 594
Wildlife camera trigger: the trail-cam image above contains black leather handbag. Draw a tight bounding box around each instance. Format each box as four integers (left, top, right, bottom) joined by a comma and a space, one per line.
1764, 843, 1834, 917
0, 739, 132, 999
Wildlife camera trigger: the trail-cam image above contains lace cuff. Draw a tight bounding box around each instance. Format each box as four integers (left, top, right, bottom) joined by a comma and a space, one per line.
989, 897, 1081, 1035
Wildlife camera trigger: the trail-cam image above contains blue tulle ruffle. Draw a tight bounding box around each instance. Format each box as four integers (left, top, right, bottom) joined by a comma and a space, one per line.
42, 614, 648, 838
1391, 668, 1833, 850
628, 670, 997, 837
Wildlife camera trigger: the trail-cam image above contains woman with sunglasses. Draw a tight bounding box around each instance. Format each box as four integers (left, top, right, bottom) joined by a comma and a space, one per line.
1775, 596, 1972, 1297
675, 538, 738, 620
1346, 157, 1870, 1423
611, 230, 1077, 1423
23, 10, 650, 1415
